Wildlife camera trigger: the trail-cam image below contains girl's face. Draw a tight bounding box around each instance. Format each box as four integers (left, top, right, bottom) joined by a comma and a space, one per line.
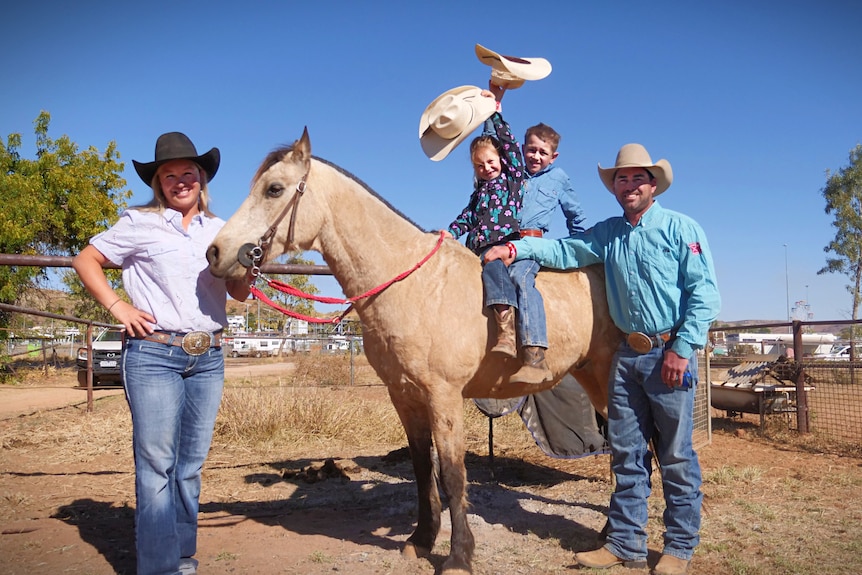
472, 145, 502, 181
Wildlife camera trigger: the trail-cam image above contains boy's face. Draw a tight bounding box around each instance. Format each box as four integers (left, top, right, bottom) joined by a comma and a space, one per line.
473, 146, 502, 181
523, 134, 558, 175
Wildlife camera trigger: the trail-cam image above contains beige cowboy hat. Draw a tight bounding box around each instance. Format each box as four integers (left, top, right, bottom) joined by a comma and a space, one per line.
597, 143, 673, 196
419, 85, 497, 161
475, 43, 552, 89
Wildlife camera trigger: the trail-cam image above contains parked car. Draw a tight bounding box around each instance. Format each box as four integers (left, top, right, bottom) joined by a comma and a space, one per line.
812, 344, 852, 361
76, 326, 125, 386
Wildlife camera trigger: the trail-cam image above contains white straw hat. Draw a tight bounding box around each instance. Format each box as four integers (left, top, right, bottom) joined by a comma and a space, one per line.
475, 44, 552, 85
419, 85, 497, 161
597, 143, 673, 196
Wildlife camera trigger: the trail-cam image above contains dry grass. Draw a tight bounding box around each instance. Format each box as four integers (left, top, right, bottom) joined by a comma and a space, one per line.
215, 385, 406, 448
0, 396, 131, 464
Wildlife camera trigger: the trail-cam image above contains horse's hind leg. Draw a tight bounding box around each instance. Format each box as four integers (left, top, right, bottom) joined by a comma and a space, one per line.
429, 389, 474, 575
388, 387, 441, 559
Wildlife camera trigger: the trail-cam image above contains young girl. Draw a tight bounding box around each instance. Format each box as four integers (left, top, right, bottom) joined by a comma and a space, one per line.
444, 88, 524, 359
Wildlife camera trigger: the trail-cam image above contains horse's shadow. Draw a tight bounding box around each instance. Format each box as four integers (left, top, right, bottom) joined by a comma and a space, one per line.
54, 450, 609, 575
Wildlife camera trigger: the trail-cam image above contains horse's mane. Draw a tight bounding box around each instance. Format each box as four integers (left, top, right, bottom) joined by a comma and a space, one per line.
253, 145, 426, 233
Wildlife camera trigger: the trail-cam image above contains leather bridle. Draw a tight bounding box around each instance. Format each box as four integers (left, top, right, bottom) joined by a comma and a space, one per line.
236, 169, 309, 278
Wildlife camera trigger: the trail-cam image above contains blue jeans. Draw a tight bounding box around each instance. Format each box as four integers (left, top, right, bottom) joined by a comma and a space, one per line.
507, 258, 548, 348
480, 250, 518, 309
122, 338, 225, 575
603, 342, 702, 562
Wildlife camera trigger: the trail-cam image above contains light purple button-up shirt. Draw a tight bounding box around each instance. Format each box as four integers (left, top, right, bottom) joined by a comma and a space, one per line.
91, 208, 229, 333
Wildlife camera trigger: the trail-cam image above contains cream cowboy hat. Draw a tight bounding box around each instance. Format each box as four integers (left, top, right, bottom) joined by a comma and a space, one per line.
133, 132, 220, 186
597, 143, 673, 196
419, 85, 497, 161
475, 43, 552, 89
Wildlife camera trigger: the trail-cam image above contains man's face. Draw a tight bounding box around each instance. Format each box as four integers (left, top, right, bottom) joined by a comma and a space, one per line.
612, 167, 656, 221
523, 134, 558, 175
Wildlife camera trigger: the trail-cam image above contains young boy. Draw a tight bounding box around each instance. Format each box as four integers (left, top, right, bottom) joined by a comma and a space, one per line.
485, 86, 585, 385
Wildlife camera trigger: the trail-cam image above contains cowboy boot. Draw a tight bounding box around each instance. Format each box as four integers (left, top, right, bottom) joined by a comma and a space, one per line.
653, 554, 690, 575
490, 307, 517, 358
510, 346, 553, 385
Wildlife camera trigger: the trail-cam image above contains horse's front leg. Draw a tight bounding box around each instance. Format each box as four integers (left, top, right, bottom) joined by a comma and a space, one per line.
430, 389, 474, 575
387, 386, 441, 559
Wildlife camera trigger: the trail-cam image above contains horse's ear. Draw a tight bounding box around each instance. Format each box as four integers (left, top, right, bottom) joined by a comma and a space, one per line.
292, 127, 311, 163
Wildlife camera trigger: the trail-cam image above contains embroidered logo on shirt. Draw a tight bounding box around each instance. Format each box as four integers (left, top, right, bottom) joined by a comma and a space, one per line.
689, 242, 702, 254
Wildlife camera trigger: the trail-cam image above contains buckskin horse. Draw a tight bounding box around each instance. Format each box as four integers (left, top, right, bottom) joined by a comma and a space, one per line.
206, 129, 622, 574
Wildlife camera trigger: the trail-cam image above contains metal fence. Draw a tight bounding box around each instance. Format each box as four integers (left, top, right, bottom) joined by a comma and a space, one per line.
797, 360, 862, 442
707, 319, 862, 449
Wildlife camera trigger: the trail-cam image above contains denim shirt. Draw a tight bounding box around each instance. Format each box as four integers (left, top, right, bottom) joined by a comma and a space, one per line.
521, 165, 585, 235
482, 120, 584, 236
91, 208, 229, 333
514, 201, 720, 358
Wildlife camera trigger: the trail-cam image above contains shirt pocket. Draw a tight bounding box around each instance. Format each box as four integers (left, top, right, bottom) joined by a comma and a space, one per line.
641, 243, 679, 284
530, 185, 559, 212
146, 244, 181, 281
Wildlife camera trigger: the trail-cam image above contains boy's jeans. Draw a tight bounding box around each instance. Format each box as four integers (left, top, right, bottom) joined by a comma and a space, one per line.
123, 338, 224, 575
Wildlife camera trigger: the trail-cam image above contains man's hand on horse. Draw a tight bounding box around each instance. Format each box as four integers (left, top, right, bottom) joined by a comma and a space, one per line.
484, 244, 514, 266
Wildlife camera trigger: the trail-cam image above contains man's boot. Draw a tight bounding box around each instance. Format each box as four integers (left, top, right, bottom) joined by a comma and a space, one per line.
490, 307, 517, 358
510, 346, 553, 385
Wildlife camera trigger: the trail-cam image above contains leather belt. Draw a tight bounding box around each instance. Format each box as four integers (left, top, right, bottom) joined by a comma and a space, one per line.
519, 229, 543, 238
626, 331, 673, 354
136, 330, 222, 356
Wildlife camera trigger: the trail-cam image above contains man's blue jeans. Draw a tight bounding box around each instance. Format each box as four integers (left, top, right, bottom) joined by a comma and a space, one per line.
122, 338, 225, 575
480, 252, 518, 309
507, 258, 548, 348
603, 342, 702, 562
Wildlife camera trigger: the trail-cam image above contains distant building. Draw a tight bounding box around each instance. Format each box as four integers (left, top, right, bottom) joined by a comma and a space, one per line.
285, 318, 308, 336
227, 315, 245, 331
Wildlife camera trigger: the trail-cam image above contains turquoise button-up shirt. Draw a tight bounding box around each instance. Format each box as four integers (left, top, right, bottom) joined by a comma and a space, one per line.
514, 201, 720, 359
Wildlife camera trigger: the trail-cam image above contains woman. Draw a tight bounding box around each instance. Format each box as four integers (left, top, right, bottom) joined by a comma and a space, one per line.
73, 132, 250, 575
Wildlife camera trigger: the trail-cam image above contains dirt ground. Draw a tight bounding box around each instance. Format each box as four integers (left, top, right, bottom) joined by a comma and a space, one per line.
1, 362, 861, 575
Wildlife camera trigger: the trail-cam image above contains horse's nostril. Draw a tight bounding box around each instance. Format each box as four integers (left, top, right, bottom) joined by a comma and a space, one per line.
206, 244, 219, 264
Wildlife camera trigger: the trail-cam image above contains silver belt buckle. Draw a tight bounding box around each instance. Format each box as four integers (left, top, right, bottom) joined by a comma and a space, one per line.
181, 331, 211, 356
626, 332, 654, 354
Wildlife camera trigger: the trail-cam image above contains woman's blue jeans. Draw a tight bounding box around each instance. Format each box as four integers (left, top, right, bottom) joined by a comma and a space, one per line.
507, 258, 548, 348
122, 338, 225, 575
604, 342, 702, 562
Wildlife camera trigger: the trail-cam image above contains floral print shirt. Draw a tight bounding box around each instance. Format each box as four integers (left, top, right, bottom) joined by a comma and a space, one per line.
447, 112, 524, 254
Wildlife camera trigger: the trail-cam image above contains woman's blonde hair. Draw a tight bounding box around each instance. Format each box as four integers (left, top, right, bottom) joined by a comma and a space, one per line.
136, 161, 216, 217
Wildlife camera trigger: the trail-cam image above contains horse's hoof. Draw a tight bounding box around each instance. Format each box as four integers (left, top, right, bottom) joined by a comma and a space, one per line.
401, 542, 429, 560
441, 565, 472, 575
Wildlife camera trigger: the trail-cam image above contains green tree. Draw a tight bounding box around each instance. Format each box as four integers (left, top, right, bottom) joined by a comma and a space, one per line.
0, 112, 131, 326
819, 143, 862, 358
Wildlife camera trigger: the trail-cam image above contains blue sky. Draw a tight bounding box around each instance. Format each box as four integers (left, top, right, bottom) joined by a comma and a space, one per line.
3, 1, 861, 324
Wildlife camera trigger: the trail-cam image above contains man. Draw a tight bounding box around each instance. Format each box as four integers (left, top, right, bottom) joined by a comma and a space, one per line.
485, 143, 720, 575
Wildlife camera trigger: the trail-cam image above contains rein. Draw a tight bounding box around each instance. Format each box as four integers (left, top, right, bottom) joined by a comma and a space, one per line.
237, 164, 445, 324
250, 231, 445, 324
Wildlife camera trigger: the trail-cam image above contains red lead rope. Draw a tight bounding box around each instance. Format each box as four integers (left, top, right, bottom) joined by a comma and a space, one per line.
249, 231, 446, 324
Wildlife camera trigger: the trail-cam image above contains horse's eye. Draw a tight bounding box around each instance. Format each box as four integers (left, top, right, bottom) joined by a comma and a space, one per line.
267, 184, 285, 198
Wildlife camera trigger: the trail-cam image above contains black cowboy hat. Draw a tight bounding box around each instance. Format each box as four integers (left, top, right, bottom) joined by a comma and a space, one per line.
132, 132, 220, 186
